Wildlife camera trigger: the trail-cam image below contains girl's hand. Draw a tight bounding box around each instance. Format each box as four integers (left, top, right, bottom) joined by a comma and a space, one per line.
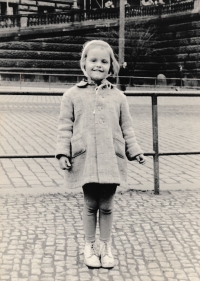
58, 156, 71, 170
136, 154, 146, 165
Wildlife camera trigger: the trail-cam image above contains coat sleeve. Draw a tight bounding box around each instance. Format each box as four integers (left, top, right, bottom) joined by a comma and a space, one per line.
120, 94, 143, 160
55, 91, 74, 159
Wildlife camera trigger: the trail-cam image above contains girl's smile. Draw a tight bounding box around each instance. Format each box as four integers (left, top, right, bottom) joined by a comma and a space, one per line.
85, 46, 111, 83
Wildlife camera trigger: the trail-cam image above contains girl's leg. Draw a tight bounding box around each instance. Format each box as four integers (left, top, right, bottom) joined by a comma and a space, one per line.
99, 184, 117, 242
99, 184, 117, 268
82, 183, 99, 242
82, 183, 101, 268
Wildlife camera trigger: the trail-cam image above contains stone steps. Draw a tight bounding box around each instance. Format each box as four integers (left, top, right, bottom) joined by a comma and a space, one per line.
0, 50, 80, 60
0, 58, 79, 69
0, 12, 200, 82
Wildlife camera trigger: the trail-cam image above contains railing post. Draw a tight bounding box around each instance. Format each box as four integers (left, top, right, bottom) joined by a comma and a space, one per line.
20, 73, 22, 89
20, 15, 28, 27
119, 0, 125, 64
152, 94, 160, 194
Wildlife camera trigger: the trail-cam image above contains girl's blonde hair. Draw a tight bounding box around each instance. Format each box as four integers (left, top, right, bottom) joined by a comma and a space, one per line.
80, 40, 120, 78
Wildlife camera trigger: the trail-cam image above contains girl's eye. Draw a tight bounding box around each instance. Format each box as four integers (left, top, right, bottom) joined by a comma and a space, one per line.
91, 59, 96, 62
102, 60, 108, 64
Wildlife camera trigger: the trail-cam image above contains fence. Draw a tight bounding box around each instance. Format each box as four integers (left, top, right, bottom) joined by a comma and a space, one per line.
0, 88, 200, 195
1, 72, 200, 90
126, 90, 200, 194
126, 0, 194, 17
0, 1, 195, 29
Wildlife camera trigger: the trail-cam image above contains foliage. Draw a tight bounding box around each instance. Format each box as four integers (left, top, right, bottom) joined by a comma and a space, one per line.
125, 22, 157, 73
100, 23, 157, 73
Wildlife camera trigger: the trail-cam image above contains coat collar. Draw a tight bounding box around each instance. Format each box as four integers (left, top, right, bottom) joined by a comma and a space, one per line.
76, 77, 115, 89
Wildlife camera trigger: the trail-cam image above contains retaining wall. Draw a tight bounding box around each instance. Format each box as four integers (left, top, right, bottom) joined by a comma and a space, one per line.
0, 11, 200, 83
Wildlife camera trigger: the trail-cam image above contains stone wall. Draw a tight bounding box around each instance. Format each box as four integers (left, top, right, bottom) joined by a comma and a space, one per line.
0, 28, 119, 72
117, 12, 200, 86
152, 13, 200, 80
0, 11, 200, 85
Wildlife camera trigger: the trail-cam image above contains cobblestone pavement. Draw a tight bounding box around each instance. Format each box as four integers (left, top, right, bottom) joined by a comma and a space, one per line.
0, 190, 200, 281
0, 90, 200, 281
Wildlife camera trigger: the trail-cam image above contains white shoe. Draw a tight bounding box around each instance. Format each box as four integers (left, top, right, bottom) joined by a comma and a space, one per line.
99, 241, 115, 268
84, 241, 101, 268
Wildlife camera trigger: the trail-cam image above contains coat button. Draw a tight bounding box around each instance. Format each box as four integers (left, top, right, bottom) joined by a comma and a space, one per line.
98, 106, 102, 111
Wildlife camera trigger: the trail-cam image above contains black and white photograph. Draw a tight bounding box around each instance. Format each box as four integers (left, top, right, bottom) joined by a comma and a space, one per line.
0, 0, 200, 280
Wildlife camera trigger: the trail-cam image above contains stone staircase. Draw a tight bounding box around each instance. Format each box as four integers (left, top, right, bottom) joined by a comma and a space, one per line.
0, 11, 200, 86
0, 29, 119, 83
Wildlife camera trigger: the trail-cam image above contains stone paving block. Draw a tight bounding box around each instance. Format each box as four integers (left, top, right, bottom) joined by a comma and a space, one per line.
3, 188, 200, 281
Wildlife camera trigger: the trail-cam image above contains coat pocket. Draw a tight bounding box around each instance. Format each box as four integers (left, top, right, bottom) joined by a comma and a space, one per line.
114, 133, 125, 159
71, 133, 86, 158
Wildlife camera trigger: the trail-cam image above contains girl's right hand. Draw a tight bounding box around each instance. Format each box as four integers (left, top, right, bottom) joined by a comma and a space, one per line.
58, 156, 71, 170
136, 154, 146, 165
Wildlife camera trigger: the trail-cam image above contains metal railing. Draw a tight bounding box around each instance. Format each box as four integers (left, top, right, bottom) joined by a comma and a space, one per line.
0, 1, 195, 29
126, 90, 200, 194
126, 0, 194, 17
1, 72, 200, 90
0, 89, 200, 195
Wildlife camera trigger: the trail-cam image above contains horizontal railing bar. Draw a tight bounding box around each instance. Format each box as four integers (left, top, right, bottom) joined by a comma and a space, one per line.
1, 72, 200, 81
159, 151, 200, 156
0, 155, 55, 159
1, 91, 200, 97
0, 153, 154, 159
1, 151, 200, 159
0, 92, 64, 96
125, 92, 200, 97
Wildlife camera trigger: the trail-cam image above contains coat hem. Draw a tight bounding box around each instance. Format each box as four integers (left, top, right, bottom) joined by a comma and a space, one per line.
63, 180, 126, 190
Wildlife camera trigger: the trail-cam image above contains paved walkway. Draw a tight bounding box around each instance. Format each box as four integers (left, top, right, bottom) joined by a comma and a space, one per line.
0, 87, 200, 281
1, 190, 200, 281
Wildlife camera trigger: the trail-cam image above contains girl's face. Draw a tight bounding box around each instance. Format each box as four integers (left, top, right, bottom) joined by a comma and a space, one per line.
85, 46, 111, 82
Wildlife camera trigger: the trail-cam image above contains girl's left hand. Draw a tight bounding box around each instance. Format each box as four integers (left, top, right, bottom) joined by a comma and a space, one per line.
136, 154, 146, 165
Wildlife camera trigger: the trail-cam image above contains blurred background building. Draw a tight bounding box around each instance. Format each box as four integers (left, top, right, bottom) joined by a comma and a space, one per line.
0, 0, 199, 86
0, 0, 73, 16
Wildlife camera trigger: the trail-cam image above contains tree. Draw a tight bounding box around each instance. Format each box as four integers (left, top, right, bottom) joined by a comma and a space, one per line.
125, 22, 157, 74
100, 22, 157, 75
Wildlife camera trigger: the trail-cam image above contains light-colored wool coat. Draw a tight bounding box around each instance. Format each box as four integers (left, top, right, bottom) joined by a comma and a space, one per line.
55, 79, 143, 189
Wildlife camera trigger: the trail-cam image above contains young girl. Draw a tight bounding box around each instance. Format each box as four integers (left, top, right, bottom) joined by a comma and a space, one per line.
56, 40, 146, 269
